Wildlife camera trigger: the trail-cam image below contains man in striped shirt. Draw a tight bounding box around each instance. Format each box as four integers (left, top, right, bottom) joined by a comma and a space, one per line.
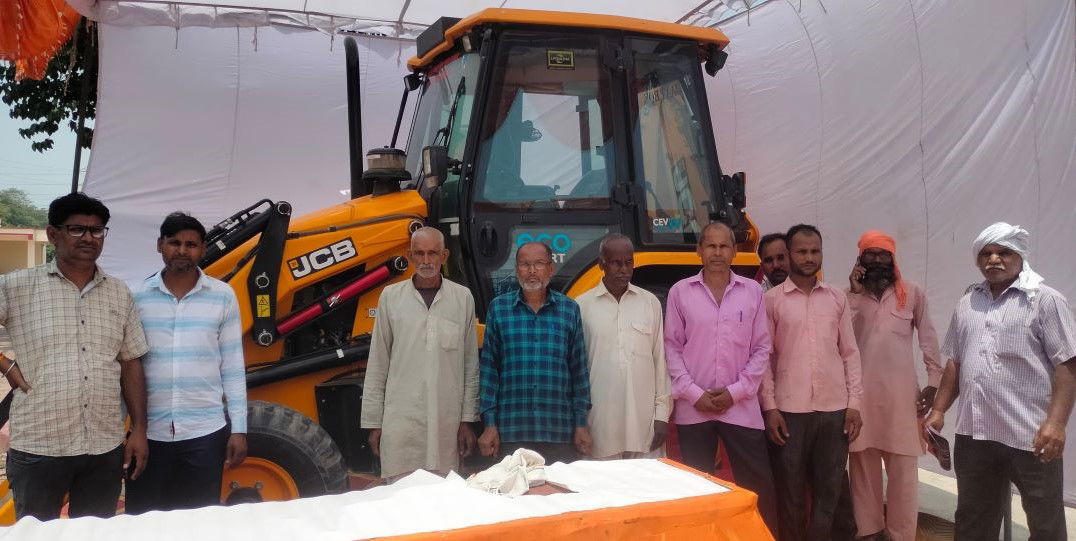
127, 212, 247, 513
926, 222, 1076, 540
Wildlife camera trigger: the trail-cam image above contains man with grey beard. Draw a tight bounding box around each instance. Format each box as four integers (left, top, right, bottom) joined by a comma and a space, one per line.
478, 242, 592, 463
361, 227, 479, 480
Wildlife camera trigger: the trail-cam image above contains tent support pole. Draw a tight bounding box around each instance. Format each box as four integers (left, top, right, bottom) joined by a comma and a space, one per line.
71, 18, 93, 194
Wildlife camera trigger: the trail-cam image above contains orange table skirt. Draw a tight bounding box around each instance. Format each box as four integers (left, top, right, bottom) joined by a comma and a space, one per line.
383, 458, 774, 541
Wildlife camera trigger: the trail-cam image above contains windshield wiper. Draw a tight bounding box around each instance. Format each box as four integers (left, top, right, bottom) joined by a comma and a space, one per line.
433, 76, 466, 150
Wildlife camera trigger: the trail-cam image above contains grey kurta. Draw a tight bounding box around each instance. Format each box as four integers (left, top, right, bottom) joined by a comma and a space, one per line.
360, 277, 479, 478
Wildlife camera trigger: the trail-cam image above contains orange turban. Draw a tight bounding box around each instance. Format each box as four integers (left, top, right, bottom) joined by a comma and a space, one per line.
857, 230, 906, 309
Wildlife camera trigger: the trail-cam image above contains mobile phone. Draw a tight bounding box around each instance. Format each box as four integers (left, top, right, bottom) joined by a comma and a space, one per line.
925, 426, 951, 471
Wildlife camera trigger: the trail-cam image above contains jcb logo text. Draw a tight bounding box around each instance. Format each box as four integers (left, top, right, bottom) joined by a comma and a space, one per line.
288, 239, 357, 279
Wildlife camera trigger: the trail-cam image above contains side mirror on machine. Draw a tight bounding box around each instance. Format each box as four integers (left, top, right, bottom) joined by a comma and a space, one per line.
728, 171, 746, 210
706, 171, 749, 242
421, 146, 449, 188
704, 43, 728, 77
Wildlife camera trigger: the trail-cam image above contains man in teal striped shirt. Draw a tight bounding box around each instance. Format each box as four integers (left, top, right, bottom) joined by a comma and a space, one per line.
128, 212, 247, 513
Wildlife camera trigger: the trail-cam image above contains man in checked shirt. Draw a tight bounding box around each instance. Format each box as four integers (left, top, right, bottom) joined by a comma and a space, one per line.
926, 222, 1076, 541
477, 242, 592, 463
126, 212, 247, 513
0, 193, 150, 521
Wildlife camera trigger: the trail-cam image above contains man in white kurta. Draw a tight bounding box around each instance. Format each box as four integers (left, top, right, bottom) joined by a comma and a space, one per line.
360, 228, 479, 479
577, 234, 671, 459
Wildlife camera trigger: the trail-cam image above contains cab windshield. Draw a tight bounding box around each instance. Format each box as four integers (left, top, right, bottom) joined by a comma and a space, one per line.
472, 31, 616, 210
405, 52, 481, 187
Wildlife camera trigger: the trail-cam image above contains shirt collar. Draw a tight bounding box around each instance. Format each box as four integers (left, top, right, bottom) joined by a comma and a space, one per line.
780, 276, 828, 295
514, 287, 560, 309
688, 270, 748, 290
972, 280, 1026, 301
147, 268, 209, 297
594, 280, 641, 300
47, 259, 106, 286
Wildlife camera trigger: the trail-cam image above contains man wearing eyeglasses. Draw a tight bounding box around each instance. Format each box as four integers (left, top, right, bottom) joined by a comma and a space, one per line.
0, 192, 150, 521
478, 241, 592, 463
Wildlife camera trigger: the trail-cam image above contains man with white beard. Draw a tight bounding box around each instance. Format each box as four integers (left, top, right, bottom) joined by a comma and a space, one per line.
478, 242, 593, 463
361, 227, 480, 480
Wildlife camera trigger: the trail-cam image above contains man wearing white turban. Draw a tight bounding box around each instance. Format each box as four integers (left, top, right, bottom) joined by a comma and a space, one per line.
925, 222, 1076, 540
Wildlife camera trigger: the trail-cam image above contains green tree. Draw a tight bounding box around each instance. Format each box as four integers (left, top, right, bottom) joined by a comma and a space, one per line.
0, 188, 48, 228
0, 20, 97, 153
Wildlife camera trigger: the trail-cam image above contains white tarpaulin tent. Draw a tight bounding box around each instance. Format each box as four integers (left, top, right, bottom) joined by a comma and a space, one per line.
72, 0, 1076, 503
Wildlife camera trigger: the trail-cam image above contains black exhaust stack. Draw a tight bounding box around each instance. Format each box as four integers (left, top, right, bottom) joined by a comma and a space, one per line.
344, 37, 369, 198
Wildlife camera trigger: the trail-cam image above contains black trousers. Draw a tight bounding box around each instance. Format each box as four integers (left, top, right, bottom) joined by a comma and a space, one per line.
676, 420, 779, 534
6, 444, 124, 521
831, 472, 858, 541
768, 410, 849, 541
124, 426, 230, 514
954, 435, 1066, 541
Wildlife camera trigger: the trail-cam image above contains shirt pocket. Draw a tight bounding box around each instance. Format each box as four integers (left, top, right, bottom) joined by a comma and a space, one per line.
439, 319, 461, 351
89, 299, 127, 356
889, 309, 913, 336
631, 319, 654, 356
723, 312, 750, 349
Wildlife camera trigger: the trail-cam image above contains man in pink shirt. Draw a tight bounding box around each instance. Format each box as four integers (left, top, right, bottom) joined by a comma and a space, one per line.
761, 224, 863, 541
846, 231, 942, 541
665, 222, 777, 532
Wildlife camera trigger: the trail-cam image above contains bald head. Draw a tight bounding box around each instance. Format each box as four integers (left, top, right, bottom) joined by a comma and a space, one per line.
599, 233, 633, 262
699, 221, 735, 247
515, 241, 553, 264
411, 226, 445, 251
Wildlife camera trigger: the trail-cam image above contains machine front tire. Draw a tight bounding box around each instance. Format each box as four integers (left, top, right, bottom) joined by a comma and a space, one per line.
234, 400, 348, 500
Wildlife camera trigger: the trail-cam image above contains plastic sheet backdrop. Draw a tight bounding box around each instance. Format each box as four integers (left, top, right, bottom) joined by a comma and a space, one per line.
82, 0, 1076, 501
87, 25, 416, 285
702, 0, 1076, 503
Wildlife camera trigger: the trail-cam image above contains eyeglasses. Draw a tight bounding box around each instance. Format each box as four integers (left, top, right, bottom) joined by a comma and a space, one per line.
60, 225, 110, 239
517, 261, 551, 271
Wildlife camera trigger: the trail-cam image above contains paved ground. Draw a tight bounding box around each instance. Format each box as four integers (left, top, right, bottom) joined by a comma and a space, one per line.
918, 467, 1076, 540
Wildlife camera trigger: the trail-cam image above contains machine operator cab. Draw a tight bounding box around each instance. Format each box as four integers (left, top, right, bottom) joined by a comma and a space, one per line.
398, 9, 754, 314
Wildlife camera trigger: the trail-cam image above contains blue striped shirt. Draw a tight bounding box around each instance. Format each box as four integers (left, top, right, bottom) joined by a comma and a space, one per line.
134, 270, 247, 441
480, 288, 591, 444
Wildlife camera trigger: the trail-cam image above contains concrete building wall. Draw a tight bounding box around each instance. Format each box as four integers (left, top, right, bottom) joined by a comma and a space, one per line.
0, 228, 48, 274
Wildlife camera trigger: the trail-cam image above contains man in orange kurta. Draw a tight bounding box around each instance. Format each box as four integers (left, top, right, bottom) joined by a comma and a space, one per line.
845, 231, 943, 541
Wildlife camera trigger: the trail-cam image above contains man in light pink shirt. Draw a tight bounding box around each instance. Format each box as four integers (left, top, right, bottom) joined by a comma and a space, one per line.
761, 224, 863, 541
665, 222, 777, 532
846, 231, 942, 541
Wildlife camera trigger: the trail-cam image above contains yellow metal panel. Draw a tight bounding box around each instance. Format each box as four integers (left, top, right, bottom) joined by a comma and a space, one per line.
0, 480, 13, 526
565, 251, 761, 298
248, 366, 359, 422
203, 191, 426, 367
409, 8, 730, 70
